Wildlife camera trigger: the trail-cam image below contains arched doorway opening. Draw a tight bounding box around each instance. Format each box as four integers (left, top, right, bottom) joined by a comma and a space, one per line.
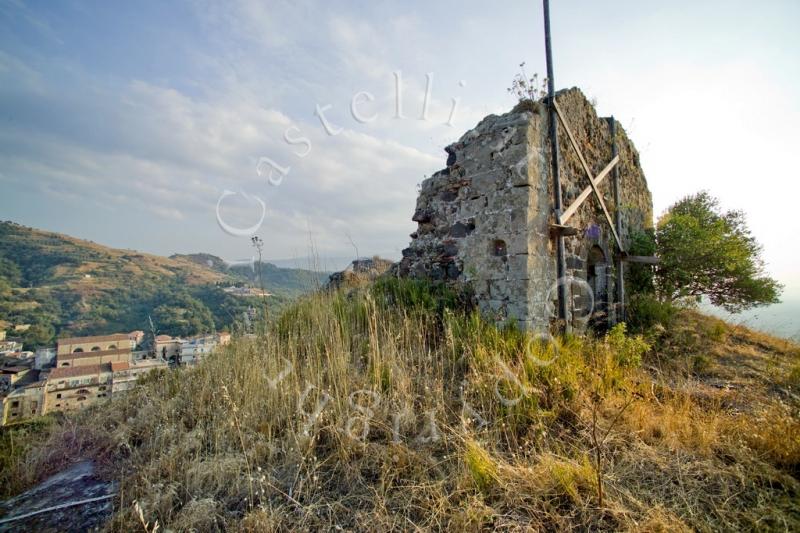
587, 245, 608, 325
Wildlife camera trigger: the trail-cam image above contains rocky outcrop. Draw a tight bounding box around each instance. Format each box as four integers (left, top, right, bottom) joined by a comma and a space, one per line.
327, 257, 395, 290
399, 88, 653, 331
0, 460, 116, 532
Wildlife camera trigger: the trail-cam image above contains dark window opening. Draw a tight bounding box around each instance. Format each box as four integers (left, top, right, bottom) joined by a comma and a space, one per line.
491, 239, 507, 257
586, 245, 608, 323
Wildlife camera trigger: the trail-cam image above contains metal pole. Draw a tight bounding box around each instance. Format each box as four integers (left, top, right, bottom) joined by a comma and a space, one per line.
608, 116, 625, 322
543, 0, 569, 332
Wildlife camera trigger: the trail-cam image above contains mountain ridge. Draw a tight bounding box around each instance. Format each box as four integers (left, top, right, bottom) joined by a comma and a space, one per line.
0, 221, 329, 345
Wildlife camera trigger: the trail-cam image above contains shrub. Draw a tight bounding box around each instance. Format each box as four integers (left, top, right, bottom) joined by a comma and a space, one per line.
626, 293, 678, 333
627, 229, 657, 296
606, 323, 649, 368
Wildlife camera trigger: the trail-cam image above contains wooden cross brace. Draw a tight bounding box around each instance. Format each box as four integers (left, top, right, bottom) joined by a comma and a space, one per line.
553, 100, 624, 252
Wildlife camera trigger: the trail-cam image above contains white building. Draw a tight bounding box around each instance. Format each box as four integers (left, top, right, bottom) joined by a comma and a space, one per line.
34, 347, 56, 369
111, 358, 168, 393
179, 336, 218, 366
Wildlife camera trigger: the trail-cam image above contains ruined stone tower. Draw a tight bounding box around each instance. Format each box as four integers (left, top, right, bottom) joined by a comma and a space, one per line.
398, 88, 653, 332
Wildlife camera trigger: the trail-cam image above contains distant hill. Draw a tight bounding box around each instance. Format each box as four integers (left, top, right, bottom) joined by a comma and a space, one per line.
0, 222, 329, 347
170, 253, 329, 297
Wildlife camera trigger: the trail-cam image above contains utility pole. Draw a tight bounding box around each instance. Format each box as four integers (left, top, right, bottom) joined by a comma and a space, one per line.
608, 117, 625, 323
147, 315, 158, 360
543, 0, 569, 332
251, 236, 269, 324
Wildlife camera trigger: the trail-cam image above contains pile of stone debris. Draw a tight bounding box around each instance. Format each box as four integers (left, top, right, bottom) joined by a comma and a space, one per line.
325, 257, 395, 290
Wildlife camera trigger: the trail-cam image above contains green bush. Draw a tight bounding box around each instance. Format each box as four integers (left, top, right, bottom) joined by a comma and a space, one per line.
370, 276, 472, 316
626, 293, 678, 333
606, 323, 649, 368
627, 229, 656, 296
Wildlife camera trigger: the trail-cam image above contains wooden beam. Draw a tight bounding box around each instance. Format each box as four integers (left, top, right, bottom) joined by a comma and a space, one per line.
559, 155, 619, 225
549, 223, 579, 237
553, 100, 624, 252
622, 255, 660, 264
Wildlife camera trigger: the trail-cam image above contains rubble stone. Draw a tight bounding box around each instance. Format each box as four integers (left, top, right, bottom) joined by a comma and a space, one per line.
398, 88, 653, 332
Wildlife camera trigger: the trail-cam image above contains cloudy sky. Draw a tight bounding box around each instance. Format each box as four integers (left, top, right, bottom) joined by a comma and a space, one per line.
1, 0, 798, 296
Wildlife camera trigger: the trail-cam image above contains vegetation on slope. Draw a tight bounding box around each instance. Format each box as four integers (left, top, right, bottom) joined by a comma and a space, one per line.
3, 278, 798, 531
174, 253, 329, 299
0, 222, 325, 345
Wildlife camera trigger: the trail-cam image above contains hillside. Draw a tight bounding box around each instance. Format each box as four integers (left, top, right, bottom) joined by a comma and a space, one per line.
2, 280, 797, 531
171, 253, 330, 298
0, 222, 328, 345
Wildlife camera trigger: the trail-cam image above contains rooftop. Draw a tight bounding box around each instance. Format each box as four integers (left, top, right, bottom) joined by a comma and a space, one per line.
57, 348, 131, 362
49, 363, 112, 379
110, 361, 129, 371
57, 333, 131, 346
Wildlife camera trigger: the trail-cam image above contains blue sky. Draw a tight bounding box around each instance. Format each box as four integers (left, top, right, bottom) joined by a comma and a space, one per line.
1, 0, 798, 300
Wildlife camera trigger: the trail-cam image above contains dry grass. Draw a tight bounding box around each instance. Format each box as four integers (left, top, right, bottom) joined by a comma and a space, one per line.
4, 280, 799, 531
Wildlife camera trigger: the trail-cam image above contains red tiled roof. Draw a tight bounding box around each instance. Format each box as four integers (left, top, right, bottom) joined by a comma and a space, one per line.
57, 333, 131, 346
49, 363, 112, 379
110, 361, 130, 372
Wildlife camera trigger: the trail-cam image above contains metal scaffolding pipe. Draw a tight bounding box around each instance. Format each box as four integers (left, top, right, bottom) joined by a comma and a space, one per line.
608, 116, 625, 322
543, 0, 569, 331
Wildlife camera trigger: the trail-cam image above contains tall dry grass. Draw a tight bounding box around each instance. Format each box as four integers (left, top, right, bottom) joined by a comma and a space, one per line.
4, 278, 799, 531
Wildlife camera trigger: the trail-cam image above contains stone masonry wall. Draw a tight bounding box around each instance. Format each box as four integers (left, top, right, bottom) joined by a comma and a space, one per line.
398, 88, 653, 332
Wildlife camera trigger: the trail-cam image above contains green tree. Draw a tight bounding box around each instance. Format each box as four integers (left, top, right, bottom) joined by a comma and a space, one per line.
654, 192, 781, 312
19, 323, 55, 350
627, 229, 657, 295
151, 294, 215, 337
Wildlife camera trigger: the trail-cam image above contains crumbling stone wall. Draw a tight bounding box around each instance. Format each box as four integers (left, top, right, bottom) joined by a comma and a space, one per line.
398, 88, 652, 332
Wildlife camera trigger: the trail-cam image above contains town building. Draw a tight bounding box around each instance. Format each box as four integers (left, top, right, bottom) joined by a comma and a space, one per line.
0, 366, 33, 395
1, 329, 225, 426
128, 330, 145, 348
0, 339, 23, 354
56, 333, 135, 356
44, 364, 114, 413
2, 381, 45, 425
155, 335, 181, 361
34, 347, 57, 369
179, 336, 216, 366
110, 358, 168, 394
55, 333, 133, 368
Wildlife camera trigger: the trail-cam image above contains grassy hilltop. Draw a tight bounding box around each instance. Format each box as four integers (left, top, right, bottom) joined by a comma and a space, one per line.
2, 278, 799, 531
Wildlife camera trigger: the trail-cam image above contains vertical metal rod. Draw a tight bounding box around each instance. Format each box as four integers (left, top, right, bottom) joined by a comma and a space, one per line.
608, 116, 625, 322
543, 0, 569, 332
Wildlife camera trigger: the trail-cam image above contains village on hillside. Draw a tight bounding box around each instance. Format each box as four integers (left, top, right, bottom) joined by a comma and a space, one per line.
0, 328, 231, 426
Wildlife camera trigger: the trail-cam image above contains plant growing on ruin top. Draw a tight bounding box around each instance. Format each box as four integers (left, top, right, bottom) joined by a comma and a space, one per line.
507, 62, 548, 103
